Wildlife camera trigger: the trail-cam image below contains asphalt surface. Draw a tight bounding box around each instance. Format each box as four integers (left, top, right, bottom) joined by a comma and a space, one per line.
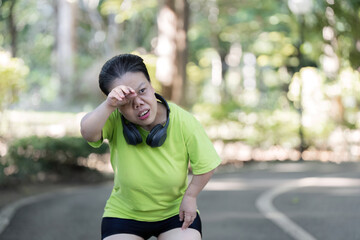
1, 161, 359, 240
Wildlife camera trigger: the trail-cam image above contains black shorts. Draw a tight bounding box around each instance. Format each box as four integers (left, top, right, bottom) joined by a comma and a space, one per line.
101, 213, 202, 239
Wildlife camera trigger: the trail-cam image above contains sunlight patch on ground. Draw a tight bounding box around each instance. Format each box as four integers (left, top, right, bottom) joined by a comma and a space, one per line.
204, 179, 247, 191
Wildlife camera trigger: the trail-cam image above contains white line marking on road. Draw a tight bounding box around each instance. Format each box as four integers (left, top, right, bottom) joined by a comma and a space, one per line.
0, 191, 55, 234
0, 182, 113, 235
256, 177, 360, 240
256, 179, 317, 240
0, 187, 82, 235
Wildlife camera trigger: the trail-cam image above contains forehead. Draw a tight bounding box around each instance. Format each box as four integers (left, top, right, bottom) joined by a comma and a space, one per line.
111, 72, 149, 90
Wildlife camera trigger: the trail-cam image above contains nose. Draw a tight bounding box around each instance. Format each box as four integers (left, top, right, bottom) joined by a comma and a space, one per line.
133, 96, 144, 109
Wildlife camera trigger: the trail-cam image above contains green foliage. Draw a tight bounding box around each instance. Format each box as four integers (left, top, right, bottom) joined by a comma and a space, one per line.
0, 0, 57, 108
253, 32, 298, 68
0, 50, 28, 110
2, 136, 109, 185
100, 0, 157, 22
98, 0, 158, 51
193, 102, 301, 148
0, 0, 359, 157
0, 156, 10, 185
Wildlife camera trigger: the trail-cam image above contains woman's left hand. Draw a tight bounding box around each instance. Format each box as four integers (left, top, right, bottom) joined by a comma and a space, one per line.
179, 195, 197, 230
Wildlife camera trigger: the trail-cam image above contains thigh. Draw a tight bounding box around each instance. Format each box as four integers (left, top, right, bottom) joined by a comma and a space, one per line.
158, 228, 201, 240
156, 213, 202, 239
104, 234, 144, 240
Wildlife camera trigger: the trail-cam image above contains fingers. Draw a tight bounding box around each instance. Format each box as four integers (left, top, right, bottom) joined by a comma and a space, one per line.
113, 85, 136, 99
107, 85, 136, 107
179, 195, 197, 230
179, 210, 185, 222
181, 212, 196, 230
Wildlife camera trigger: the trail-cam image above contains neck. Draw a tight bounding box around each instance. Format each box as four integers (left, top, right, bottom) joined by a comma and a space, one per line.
156, 102, 167, 126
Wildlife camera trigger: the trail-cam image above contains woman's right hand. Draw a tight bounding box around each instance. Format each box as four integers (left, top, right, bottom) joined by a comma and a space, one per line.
106, 85, 137, 108
80, 85, 137, 142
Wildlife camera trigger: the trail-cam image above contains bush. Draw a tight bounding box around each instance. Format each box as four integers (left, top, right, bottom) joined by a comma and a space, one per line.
0, 50, 28, 110
3, 136, 109, 185
0, 156, 9, 185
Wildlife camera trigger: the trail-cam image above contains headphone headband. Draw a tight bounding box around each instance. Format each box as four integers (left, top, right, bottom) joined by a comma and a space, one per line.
154, 93, 170, 127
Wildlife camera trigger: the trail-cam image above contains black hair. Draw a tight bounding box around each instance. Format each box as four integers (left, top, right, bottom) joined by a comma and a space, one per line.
99, 54, 151, 95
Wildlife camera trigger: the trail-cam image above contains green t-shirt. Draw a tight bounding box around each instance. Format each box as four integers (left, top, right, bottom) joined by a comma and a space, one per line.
89, 102, 221, 221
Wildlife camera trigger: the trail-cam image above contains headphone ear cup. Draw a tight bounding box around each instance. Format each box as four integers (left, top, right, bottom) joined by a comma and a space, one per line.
146, 124, 166, 147
122, 116, 142, 145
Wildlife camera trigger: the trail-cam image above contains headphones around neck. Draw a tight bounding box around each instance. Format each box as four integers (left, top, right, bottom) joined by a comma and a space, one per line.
121, 93, 170, 147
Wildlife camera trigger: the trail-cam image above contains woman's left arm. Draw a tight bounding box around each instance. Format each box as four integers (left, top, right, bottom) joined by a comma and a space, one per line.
179, 169, 215, 229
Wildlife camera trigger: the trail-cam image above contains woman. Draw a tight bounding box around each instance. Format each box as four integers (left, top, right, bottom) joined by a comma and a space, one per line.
80, 54, 221, 240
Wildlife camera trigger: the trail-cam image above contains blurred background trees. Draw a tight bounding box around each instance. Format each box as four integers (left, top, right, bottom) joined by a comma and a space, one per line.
0, 51, 28, 111
0, 0, 359, 163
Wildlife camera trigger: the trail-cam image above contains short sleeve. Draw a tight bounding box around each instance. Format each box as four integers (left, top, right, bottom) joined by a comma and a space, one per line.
88, 139, 103, 148
183, 114, 222, 175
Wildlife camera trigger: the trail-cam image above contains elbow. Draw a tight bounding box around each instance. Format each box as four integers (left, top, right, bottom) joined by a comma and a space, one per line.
80, 126, 89, 141
81, 127, 101, 143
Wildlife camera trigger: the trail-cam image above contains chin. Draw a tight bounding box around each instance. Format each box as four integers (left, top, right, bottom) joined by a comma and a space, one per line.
142, 116, 156, 129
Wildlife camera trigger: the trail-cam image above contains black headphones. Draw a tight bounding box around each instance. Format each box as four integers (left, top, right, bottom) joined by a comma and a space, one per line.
121, 93, 170, 147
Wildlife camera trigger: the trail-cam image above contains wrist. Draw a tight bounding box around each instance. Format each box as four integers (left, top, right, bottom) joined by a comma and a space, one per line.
103, 100, 117, 112
184, 190, 198, 199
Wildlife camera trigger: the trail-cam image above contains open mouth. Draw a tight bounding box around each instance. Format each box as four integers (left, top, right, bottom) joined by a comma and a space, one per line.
138, 110, 150, 120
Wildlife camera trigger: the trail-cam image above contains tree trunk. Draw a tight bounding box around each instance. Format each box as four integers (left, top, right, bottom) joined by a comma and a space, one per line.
56, 0, 76, 100
156, 0, 189, 105
8, 0, 17, 57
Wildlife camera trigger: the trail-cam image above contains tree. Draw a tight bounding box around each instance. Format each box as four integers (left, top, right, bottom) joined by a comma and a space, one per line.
56, 0, 76, 100
7, 0, 17, 57
155, 0, 189, 105
0, 0, 18, 57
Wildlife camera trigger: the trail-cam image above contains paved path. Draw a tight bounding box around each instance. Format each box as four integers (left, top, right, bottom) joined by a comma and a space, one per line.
1, 161, 359, 240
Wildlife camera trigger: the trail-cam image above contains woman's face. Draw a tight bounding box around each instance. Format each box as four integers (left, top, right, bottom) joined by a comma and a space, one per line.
109, 72, 158, 130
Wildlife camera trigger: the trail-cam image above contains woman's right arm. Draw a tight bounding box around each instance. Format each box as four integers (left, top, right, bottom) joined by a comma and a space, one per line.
80, 101, 116, 142
80, 85, 136, 142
